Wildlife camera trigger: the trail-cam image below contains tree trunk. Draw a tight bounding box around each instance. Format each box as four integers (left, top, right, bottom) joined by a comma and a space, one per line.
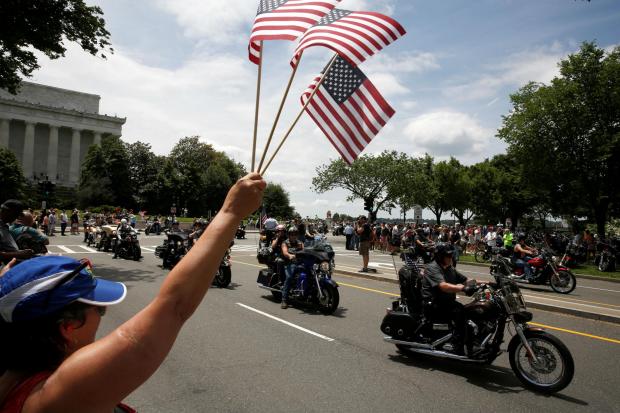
594, 199, 609, 239
403, 210, 407, 225
434, 211, 442, 225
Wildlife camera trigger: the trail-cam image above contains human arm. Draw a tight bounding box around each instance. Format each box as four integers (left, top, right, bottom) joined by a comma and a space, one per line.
25, 173, 266, 412
281, 242, 296, 260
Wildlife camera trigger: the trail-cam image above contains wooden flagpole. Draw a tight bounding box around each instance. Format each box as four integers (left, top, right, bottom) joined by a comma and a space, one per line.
260, 53, 339, 175
251, 41, 264, 172
256, 52, 303, 173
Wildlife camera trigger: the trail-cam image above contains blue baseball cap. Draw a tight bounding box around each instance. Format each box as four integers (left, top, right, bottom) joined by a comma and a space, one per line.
0, 256, 126, 322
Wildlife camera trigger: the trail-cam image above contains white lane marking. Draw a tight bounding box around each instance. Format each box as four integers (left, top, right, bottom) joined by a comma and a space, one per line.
236, 303, 335, 342
56, 245, 76, 253
78, 245, 98, 253
141, 247, 156, 252
578, 285, 620, 293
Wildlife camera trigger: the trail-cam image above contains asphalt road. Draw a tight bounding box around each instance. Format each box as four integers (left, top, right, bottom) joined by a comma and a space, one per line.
45, 233, 620, 412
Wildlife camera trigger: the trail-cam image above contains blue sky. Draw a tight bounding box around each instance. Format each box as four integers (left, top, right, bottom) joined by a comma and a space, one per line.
32, 0, 620, 218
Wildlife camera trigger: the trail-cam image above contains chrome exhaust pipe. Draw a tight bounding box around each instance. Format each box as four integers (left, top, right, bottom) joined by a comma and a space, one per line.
257, 284, 280, 292
403, 348, 486, 363
383, 337, 432, 350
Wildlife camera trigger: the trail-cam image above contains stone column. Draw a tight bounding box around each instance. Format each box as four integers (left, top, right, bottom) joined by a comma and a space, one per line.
93, 132, 102, 146
47, 126, 59, 182
23, 122, 35, 180
0, 118, 9, 148
69, 128, 82, 185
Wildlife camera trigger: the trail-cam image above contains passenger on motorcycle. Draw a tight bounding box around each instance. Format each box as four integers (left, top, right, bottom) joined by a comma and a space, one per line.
113, 219, 132, 259
280, 226, 304, 309
513, 234, 537, 281
271, 224, 287, 276
421, 243, 478, 355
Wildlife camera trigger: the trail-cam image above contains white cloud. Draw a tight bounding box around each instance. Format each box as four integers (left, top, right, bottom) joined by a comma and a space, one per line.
443, 44, 568, 101
364, 51, 440, 74
155, 0, 255, 43
404, 111, 493, 161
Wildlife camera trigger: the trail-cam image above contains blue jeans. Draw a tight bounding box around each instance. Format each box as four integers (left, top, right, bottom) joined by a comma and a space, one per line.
515, 257, 533, 279
282, 263, 297, 302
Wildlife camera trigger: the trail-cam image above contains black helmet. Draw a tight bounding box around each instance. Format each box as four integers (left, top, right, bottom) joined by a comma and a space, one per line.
288, 226, 299, 234
434, 242, 455, 258
517, 233, 527, 241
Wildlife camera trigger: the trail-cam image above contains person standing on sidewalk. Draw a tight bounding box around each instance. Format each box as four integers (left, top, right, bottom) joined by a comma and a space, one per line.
60, 210, 68, 236
356, 215, 372, 273
70, 209, 79, 235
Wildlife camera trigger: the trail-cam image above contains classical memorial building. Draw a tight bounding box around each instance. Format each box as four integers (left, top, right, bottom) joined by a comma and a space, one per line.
0, 82, 125, 186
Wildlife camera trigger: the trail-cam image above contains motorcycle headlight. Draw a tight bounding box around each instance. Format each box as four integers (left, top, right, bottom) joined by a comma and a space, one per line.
552, 256, 559, 263
320, 261, 330, 272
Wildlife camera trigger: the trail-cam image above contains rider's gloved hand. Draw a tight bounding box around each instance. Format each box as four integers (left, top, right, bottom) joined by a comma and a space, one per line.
462, 284, 477, 296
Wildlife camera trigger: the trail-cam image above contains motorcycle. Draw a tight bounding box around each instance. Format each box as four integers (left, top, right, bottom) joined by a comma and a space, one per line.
595, 241, 617, 272
213, 248, 232, 288
97, 225, 117, 252
84, 220, 98, 247
559, 241, 587, 268
411, 242, 435, 264
155, 231, 189, 269
257, 246, 339, 314
235, 224, 246, 239
490, 248, 576, 294
113, 228, 142, 261
155, 232, 233, 287
380, 267, 574, 394
144, 220, 161, 236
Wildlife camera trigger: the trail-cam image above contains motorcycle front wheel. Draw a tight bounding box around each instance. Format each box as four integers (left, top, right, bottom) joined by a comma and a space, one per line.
474, 249, 490, 263
317, 283, 339, 315
549, 271, 576, 294
508, 330, 574, 394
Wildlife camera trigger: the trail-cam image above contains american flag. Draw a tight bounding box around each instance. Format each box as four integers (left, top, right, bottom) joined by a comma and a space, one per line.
301, 56, 395, 164
260, 206, 268, 227
248, 0, 340, 65
291, 8, 406, 68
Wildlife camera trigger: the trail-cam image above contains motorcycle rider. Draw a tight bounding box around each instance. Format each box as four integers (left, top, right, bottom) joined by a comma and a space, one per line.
280, 226, 304, 309
113, 218, 133, 259
421, 243, 478, 355
514, 234, 537, 281
271, 224, 287, 278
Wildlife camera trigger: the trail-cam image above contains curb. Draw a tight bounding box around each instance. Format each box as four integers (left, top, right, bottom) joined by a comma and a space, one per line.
333, 268, 620, 325
524, 302, 620, 324
459, 260, 620, 284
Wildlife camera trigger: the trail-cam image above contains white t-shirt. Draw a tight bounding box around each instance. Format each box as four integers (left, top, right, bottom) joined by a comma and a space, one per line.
485, 231, 496, 246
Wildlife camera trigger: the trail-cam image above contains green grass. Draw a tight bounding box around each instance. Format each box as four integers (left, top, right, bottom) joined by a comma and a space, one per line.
458, 253, 620, 279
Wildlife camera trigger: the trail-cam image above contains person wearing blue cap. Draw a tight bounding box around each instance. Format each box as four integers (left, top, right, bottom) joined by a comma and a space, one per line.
0, 173, 266, 412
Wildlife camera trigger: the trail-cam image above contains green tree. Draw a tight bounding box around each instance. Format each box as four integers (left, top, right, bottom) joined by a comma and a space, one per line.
0, 147, 25, 200
0, 0, 112, 94
389, 155, 430, 224
168, 137, 244, 216
498, 42, 620, 237
78, 135, 131, 208
77, 145, 115, 207
125, 141, 160, 208
263, 183, 295, 219
312, 151, 406, 219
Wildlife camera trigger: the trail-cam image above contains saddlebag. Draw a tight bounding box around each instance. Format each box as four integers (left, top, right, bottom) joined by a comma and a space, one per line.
380, 311, 419, 340
257, 268, 274, 286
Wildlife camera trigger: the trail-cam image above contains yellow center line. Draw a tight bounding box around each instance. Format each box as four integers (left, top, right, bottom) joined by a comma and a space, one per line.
338, 282, 399, 297
529, 323, 620, 345
233, 259, 620, 345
